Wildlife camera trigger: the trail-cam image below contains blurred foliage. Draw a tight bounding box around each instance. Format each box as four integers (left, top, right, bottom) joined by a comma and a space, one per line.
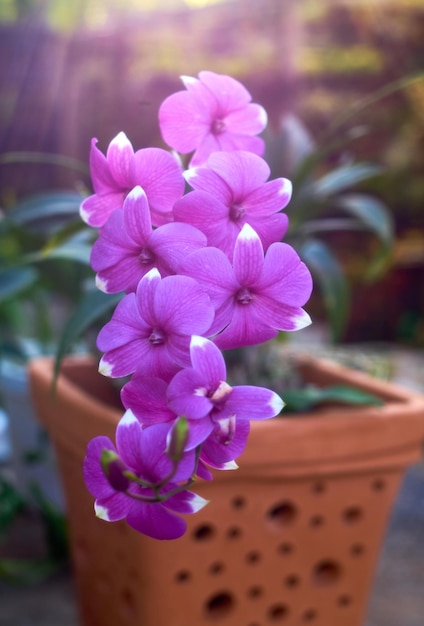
0, 477, 68, 585
265, 113, 394, 342
0, 186, 92, 361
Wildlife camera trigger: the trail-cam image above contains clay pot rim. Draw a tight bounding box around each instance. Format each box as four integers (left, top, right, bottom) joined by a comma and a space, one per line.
28, 354, 424, 475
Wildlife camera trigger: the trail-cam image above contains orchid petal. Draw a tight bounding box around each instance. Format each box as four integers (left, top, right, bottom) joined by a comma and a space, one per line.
106, 132, 135, 188
184, 166, 232, 204
243, 177, 292, 215
80, 191, 125, 227
189, 335, 227, 383
95, 492, 131, 522
251, 296, 312, 331
214, 304, 277, 350
207, 151, 269, 195
233, 224, 264, 285
247, 213, 289, 251
167, 368, 213, 420
165, 490, 209, 515
198, 70, 251, 109
154, 275, 214, 335
83, 436, 116, 500
88, 138, 116, 192
202, 419, 250, 464
115, 410, 144, 472
159, 90, 211, 153
185, 418, 215, 450
226, 386, 284, 420
180, 247, 237, 307
122, 186, 152, 243
136, 268, 161, 327
121, 376, 174, 425
126, 501, 187, 540
150, 222, 207, 273
134, 148, 185, 223
224, 103, 268, 134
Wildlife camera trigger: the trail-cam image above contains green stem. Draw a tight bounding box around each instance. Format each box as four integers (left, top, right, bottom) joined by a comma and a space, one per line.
124, 476, 196, 504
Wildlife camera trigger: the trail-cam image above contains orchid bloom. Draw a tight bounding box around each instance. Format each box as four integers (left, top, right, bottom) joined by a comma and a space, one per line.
80, 132, 184, 228
159, 71, 267, 167
174, 151, 290, 259
91, 186, 207, 294
180, 224, 313, 350
97, 268, 214, 380
167, 335, 284, 451
121, 336, 283, 465
121, 374, 242, 477
83, 412, 207, 540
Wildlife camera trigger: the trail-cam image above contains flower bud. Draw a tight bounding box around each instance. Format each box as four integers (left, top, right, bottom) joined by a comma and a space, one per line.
166, 417, 189, 463
100, 449, 130, 492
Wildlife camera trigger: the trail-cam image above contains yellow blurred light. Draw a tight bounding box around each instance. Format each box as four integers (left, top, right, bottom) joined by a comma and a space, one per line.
183, 0, 229, 9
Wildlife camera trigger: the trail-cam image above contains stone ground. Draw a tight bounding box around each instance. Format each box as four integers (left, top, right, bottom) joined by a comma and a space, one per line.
1, 339, 424, 625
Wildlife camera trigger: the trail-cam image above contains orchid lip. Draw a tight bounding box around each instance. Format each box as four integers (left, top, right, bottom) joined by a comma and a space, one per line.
230, 204, 245, 221
139, 248, 155, 265
211, 118, 226, 135
149, 328, 166, 345
210, 380, 232, 402
236, 287, 253, 305
214, 415, 236, 445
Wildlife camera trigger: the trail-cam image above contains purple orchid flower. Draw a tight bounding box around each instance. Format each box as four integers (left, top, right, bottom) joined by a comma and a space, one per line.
97, 268, 215, 380
80, 132, 184, 228
83, 412, 207, 540
121, 373, 245, 473
121, 336, 282, 468
166, 336, 283, 453
173, 150, 290, 259
180, 223, 313, 350
158, 71, 267, 167
90, 186, 207, 294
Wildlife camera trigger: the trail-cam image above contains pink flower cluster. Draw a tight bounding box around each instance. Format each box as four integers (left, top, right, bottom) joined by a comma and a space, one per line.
82, 71, 313, 540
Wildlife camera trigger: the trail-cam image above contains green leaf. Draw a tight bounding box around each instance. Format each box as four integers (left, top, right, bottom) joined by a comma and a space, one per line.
6, 191, 84, 227
0, 267, 38, 301
30, 485, 68, 561
40, 241, 92, 265
311, 163, 383, 199
54, 289, 123, 380
290, 126, 369, 192
0, 478, 24, 538
282, 385, 384, 413
334, 193, 394, 246
0, 557, 61, 585
299, 239, 349, 342
335, 193, 394, 280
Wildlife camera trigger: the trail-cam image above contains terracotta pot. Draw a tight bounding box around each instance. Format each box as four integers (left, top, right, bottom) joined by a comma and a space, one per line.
28, 354, 424, 626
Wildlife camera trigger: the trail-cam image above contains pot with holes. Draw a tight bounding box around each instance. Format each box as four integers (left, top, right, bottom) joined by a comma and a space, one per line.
28, 353, 424, 626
